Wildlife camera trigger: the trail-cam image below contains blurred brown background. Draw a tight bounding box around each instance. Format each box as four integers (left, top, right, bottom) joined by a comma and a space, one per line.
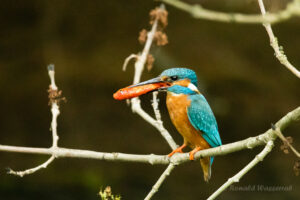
0, 0, 299, 199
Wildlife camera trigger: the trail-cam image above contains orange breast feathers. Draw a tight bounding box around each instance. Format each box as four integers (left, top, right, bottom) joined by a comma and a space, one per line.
166, 93, 210, 149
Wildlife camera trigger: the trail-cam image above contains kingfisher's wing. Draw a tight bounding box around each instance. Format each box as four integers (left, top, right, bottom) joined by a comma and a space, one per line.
187, 94, 222, 148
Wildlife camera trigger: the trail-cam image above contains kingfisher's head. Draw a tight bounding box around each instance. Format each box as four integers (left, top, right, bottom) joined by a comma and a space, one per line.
160, 68, 198, 87
131, 68, 199, 94
159, 68, 199, 94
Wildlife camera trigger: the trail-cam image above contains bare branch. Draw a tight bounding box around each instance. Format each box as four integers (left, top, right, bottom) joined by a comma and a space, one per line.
162, 0, 300, 24
130, 97, 177, 151
122, 54, 138, 71
1, 105, 299, 166
207, 141, 274, 200
144, 163, 176, 200
272, 125, 300, 157
7, 64, 61, 176
7, 156, 55, 177
258, 0, 300, 79
152, 92, 178, 150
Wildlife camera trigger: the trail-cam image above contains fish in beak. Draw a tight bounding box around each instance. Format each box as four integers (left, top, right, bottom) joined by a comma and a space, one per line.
113, 76, 171, 100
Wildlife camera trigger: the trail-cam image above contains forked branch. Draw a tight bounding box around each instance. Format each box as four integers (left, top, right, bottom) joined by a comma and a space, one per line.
207, 141, 274, 200
162, 0, 300, 24
7, 64, 62, 177
258, 0, 300, 78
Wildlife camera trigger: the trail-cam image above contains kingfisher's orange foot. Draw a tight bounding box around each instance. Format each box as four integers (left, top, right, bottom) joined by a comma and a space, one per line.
168, 144, 187, 157
189, 147, 202, 160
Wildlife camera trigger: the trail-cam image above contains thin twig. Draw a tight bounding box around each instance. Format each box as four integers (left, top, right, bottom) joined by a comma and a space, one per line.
272, 125, 300, 157
152, 92, 178, 150
130, 97, 177, 150
48, 64, 60, 150
122, 54, 138, 71
1, 106, 299, 165
162, 0, 300, 24
7, 64, 61, 176
50, 103, 60, 148
144, 163, 176, 200
7, 156, 55, 177
207, 141, 274, 200
258, 0, 300, 79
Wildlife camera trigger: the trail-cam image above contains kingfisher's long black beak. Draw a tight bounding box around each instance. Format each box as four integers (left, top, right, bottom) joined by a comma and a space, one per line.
129, 77, 165, 88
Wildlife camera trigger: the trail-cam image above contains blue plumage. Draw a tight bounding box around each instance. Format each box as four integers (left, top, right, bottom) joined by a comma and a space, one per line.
162, 69, 222, 148
167, 85, 197, 95
187, 94, 222, 148
187, 94, 222, 165
162, 68, 222, 148
163, 69, 222, 167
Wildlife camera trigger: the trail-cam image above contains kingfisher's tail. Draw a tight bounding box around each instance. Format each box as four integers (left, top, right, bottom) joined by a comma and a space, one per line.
200, 157, 211, 182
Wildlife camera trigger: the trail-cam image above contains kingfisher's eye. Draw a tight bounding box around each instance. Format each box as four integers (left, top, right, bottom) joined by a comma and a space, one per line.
170, 75, 178, 81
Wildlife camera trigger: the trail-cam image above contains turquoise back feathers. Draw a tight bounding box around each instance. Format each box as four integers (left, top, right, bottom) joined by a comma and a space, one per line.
187, 94, 222, 148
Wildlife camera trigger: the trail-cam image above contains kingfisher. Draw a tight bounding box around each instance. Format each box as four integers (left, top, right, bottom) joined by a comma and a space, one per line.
114, 68, 222, 181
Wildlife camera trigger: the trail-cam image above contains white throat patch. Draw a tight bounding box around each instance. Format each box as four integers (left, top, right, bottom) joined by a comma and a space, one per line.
169, 92, 183, 97
187, 83, 199, 93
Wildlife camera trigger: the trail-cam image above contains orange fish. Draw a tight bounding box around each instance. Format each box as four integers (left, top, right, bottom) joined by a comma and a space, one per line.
113, 82, 170, 100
